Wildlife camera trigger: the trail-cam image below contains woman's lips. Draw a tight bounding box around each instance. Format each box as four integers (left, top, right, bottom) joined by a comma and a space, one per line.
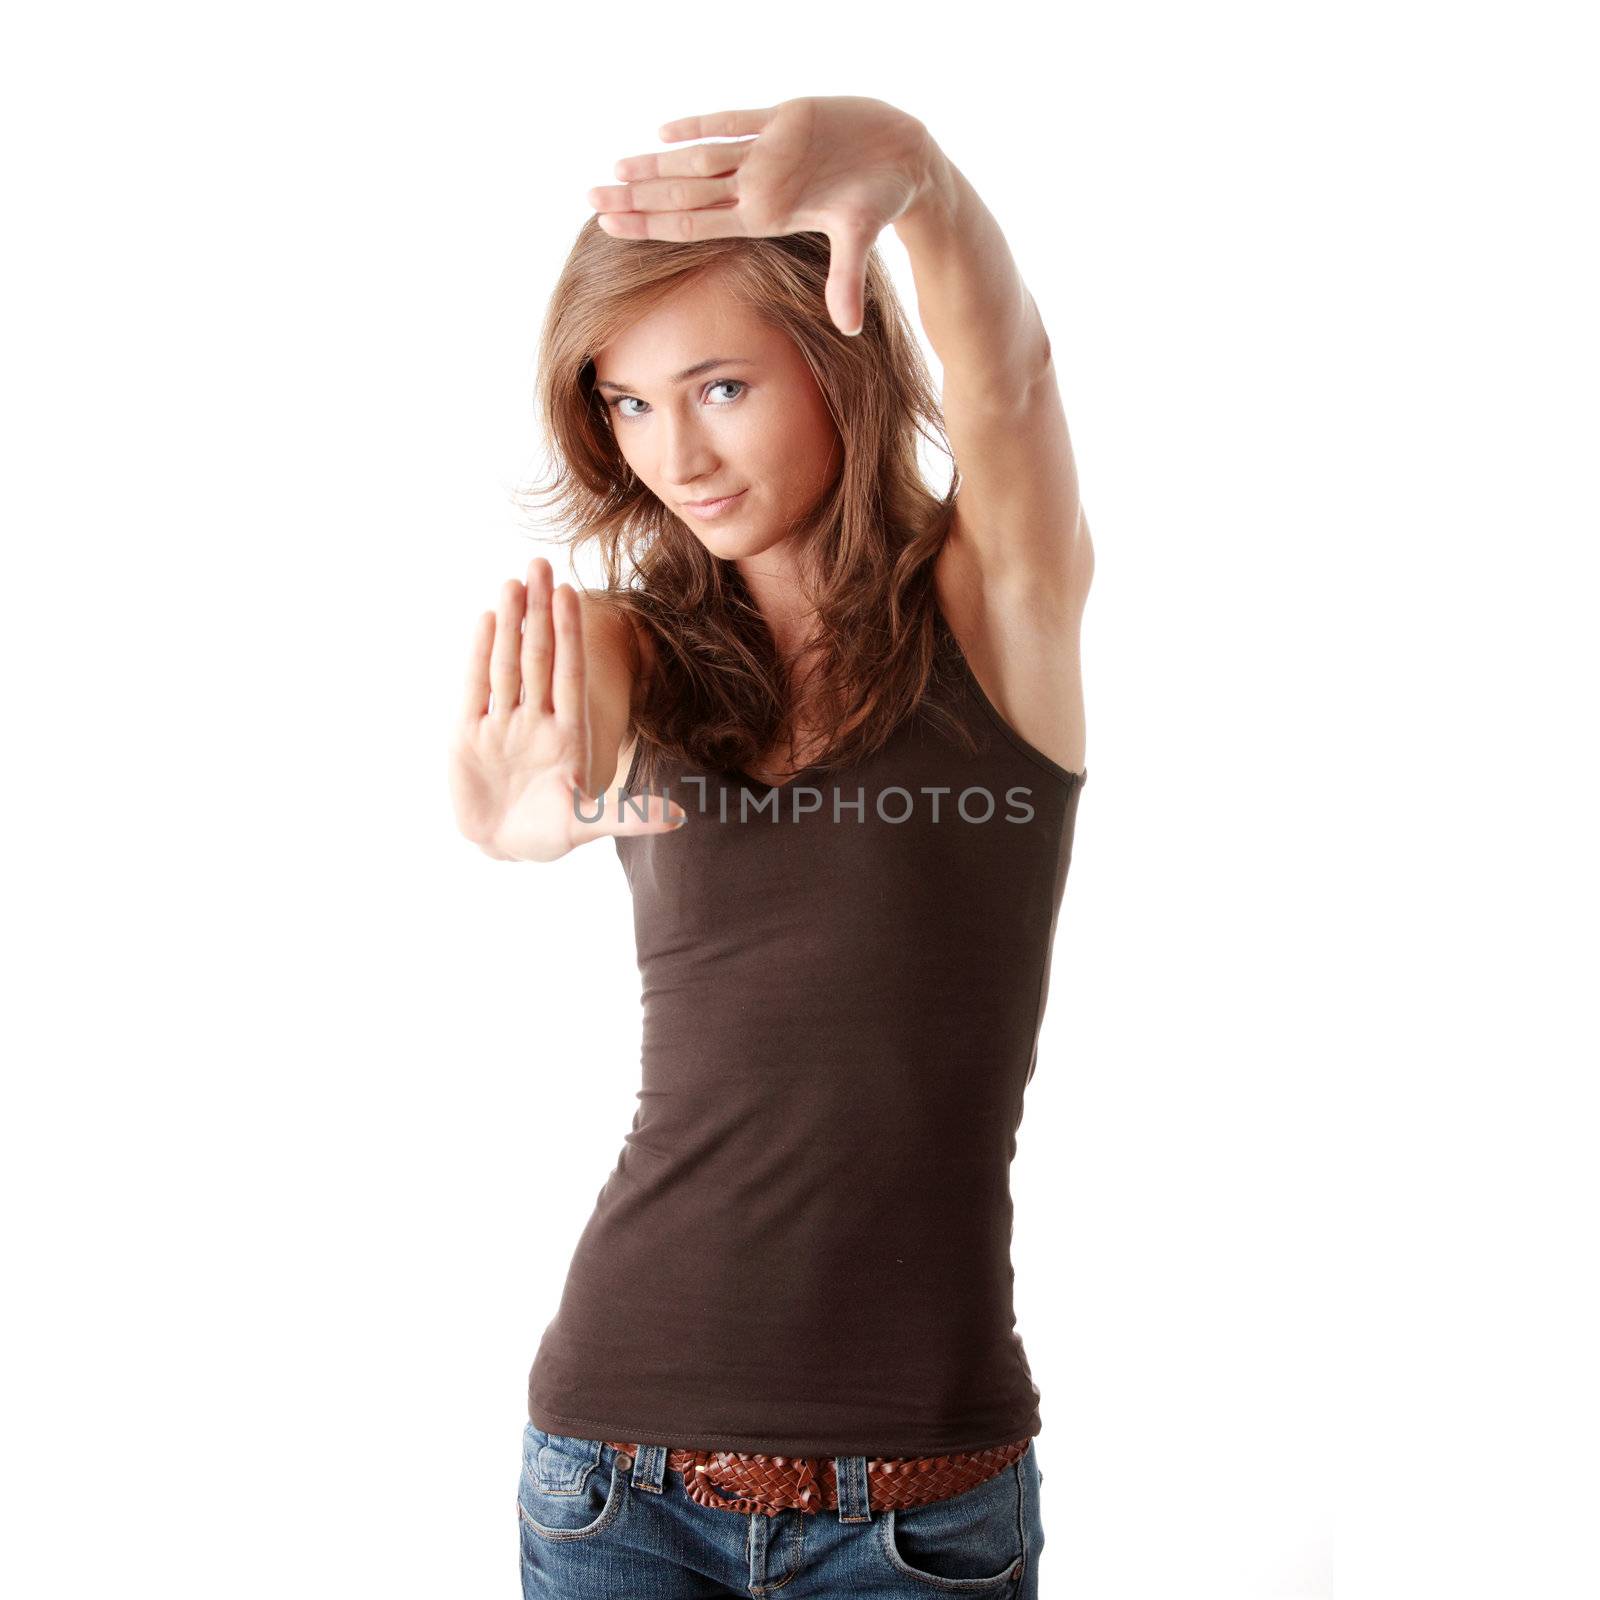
681, 489, 747, 519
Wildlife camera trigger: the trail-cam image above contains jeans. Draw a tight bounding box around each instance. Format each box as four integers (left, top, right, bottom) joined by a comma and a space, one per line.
517, 1424, 1047, 1598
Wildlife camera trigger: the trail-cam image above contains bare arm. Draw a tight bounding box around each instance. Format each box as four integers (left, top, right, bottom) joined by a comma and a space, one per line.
575, 589, 649, 798
893, 131, 1094, 605
892, 123, 1091, 778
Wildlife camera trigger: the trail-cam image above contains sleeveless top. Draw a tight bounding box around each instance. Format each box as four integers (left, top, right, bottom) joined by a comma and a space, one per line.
525, 602, 1088, 1459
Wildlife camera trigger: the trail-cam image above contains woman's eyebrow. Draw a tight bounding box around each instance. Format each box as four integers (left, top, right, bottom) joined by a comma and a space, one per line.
595, 357, 754, 394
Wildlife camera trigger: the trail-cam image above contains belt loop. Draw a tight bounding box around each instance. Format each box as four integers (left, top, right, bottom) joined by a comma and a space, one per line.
833, 1454, 873, 1523
629, 1441, 668, 1495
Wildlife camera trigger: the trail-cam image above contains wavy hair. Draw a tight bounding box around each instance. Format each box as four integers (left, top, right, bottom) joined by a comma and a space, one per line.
515, 215, 979, 790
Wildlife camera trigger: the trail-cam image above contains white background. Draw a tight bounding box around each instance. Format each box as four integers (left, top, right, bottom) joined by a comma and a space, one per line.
4, 4, 1596, 1596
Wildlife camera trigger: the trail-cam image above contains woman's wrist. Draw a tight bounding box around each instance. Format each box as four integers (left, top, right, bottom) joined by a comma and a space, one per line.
894, 125, 958, 241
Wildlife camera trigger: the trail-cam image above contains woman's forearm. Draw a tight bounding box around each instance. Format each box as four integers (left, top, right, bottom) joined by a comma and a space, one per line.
892, 133, 1051, 401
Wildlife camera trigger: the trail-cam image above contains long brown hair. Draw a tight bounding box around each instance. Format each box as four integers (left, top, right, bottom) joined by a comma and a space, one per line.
515, 216, 979, 790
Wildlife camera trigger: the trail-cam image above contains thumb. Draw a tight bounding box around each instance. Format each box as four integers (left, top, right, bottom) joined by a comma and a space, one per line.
825, 221, 872, 337
564, 779, 689, 845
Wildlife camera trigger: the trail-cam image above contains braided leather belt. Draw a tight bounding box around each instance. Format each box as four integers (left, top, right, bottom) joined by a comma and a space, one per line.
602, 1436, 1032, 1518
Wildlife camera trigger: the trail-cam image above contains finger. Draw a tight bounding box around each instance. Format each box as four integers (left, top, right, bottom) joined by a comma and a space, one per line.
595, 204, 747, 242
612, 142, 753, 182
826, 223, 874, 338
521, 557, 554, 715
587, 175, 738, 215
550, 584, 591, 783
657, 108, 775, 143
460, 610, 495, 722
489, 579, 525, 717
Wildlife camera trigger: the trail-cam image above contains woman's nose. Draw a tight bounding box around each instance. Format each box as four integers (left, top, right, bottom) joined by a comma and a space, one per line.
660, 418, 718, 484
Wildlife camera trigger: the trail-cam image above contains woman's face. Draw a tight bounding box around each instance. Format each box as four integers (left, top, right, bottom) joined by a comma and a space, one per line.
592, 272, 843, 564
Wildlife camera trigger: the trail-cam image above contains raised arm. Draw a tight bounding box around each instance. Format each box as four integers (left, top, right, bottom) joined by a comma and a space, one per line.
892, 133, 1094, 606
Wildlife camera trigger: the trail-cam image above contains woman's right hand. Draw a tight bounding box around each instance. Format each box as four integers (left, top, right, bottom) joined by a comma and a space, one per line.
448, 558, 686, 862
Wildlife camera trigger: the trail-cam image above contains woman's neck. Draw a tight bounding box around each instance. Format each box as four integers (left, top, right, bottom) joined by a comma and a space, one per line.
735, 547, 821, 667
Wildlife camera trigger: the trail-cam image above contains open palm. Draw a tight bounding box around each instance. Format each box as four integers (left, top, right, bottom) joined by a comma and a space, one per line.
448, 560, 684, 862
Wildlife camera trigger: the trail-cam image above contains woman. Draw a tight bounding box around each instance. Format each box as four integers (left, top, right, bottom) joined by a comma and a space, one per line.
449, 96, 1092, 1599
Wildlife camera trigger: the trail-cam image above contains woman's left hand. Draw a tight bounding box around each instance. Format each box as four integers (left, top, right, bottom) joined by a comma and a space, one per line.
584, 96, 935, 338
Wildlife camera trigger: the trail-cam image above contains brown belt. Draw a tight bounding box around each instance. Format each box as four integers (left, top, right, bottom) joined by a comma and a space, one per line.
602, 1436, 1033, 1518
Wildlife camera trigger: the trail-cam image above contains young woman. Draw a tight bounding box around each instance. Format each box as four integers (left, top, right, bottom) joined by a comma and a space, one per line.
449, 96, 1092, 1599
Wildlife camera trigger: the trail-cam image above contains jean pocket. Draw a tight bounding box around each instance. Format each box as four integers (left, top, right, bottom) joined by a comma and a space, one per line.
875, 1458, 1026, 1591
517, 1427, 628, 1543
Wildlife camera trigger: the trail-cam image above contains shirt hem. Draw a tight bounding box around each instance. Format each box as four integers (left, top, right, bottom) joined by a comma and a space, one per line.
526, 1396, 1041, 1461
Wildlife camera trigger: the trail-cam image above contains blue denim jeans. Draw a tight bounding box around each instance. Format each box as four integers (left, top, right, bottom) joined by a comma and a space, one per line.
517, 1424, 1046, 1597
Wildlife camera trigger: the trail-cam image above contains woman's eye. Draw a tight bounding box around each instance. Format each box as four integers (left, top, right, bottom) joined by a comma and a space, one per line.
607, 380, 746, 421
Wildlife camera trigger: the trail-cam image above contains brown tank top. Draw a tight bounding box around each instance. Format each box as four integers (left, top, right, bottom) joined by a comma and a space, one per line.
526, 602, 1088, 1459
